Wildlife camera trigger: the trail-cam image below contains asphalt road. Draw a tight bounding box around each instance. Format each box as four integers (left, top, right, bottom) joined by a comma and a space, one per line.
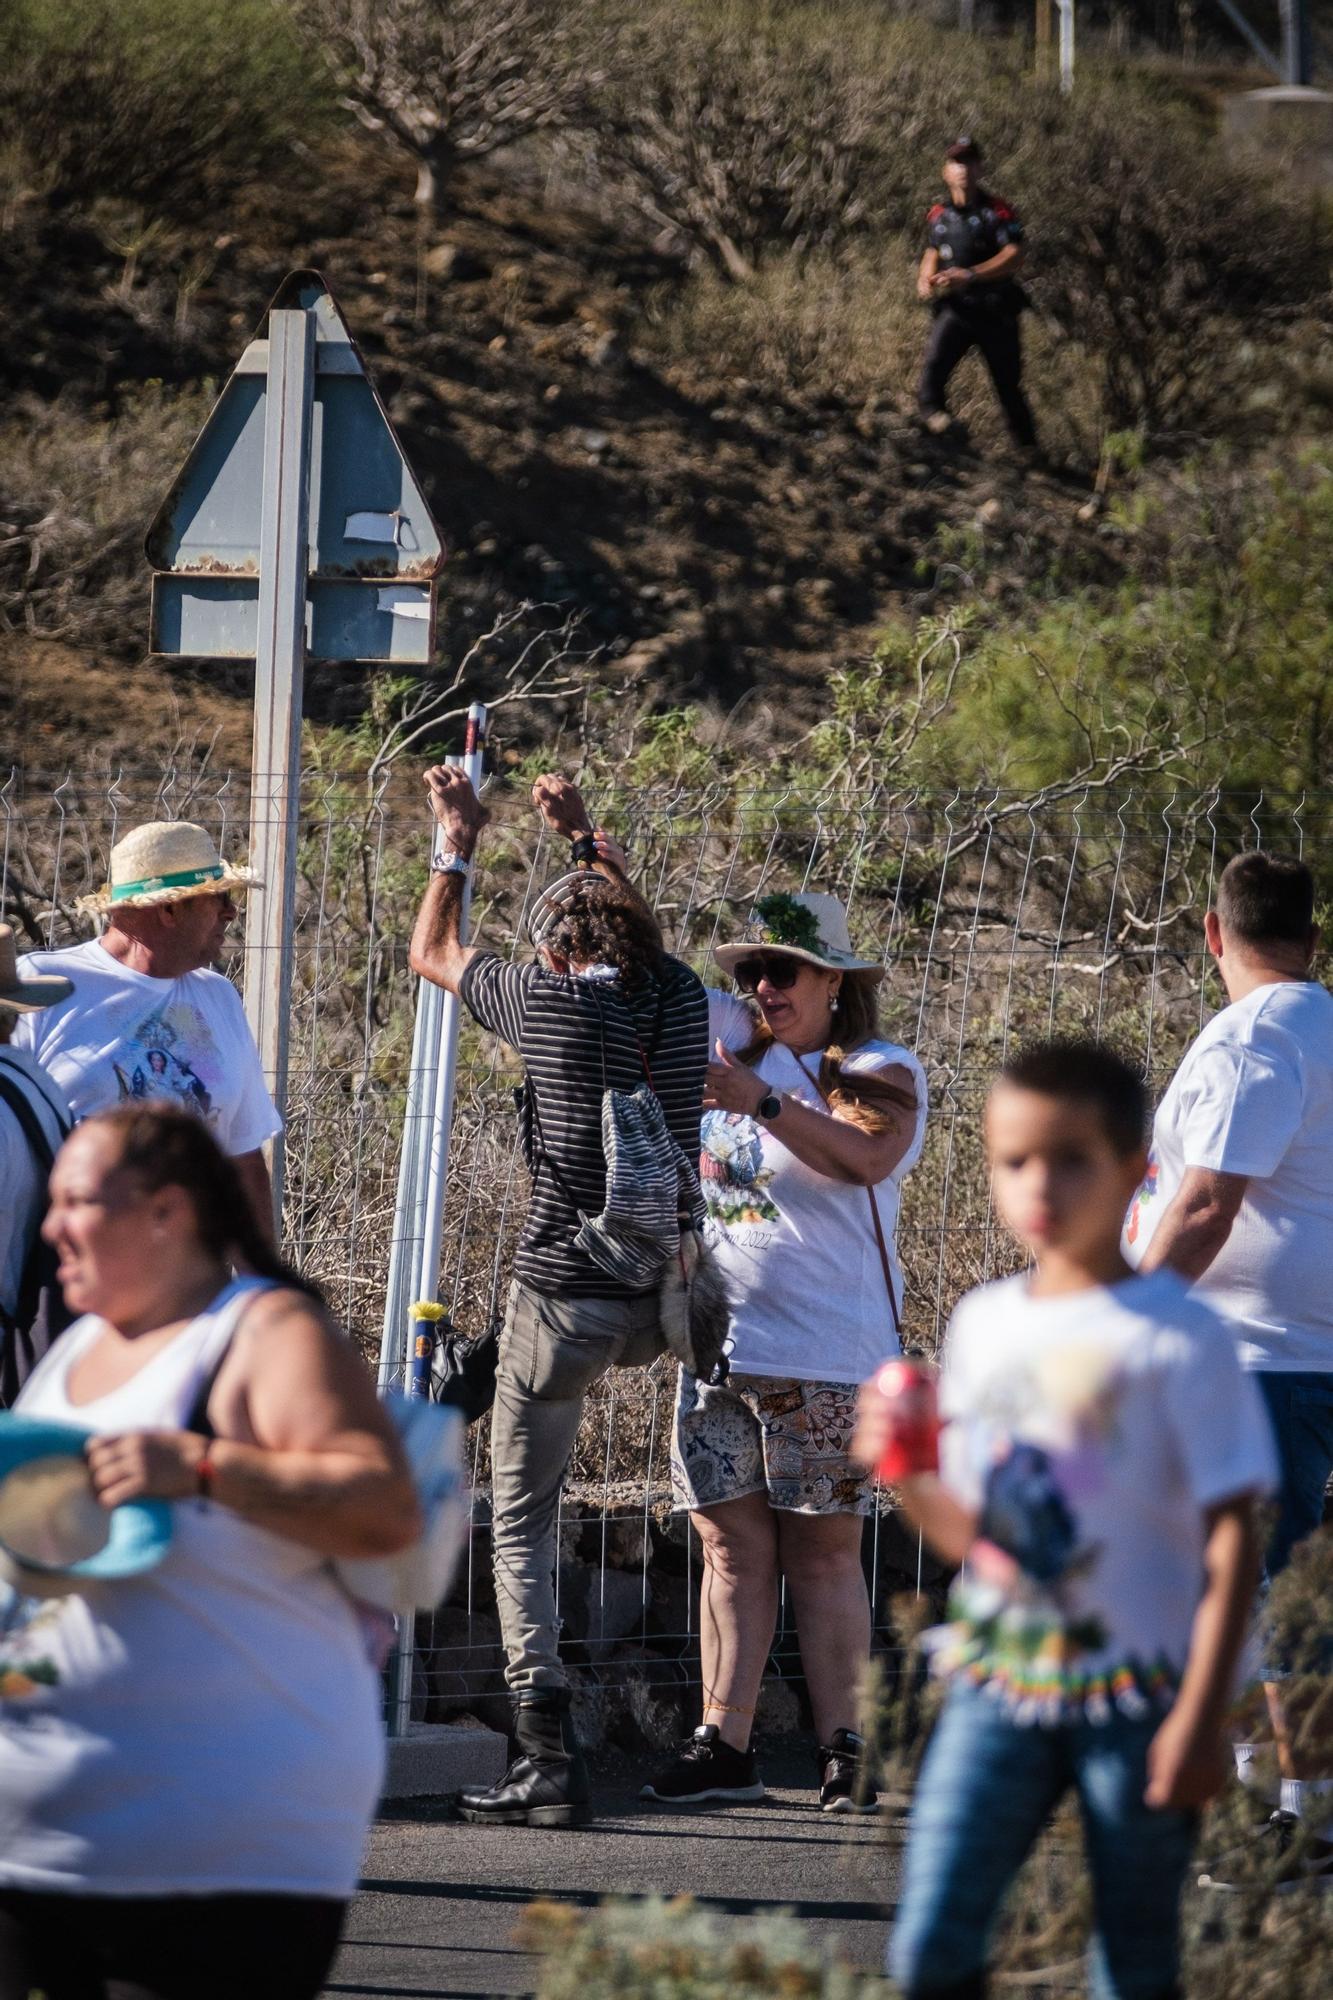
324, 1743, 903, 1999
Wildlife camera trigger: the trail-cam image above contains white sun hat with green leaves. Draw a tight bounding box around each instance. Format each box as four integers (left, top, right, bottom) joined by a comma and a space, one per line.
713, 892, 884, 980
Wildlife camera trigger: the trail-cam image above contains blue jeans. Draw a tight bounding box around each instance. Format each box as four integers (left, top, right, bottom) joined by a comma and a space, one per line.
890, 1683, 1196, 2000
1254, 1371, 1333, 1579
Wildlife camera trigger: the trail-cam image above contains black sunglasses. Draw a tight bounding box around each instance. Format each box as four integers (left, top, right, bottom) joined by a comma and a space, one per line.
732, 953, 804, 994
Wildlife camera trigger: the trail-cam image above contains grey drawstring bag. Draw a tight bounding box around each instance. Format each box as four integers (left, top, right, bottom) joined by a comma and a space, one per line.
573, 1083, 686, 1289
576, 1085, 730, 1385
526, 985, 731, 1383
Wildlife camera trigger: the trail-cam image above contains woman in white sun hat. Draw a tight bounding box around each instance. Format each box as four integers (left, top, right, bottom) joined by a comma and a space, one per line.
642, 887, 928, 1818
12, 821, 280, 1242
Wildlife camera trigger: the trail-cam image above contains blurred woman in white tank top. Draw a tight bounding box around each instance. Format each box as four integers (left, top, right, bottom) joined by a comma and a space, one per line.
0, 1103, 421, 2000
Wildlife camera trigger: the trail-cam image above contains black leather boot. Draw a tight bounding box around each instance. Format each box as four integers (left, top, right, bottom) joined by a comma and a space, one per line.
455, 1688, 592, 1828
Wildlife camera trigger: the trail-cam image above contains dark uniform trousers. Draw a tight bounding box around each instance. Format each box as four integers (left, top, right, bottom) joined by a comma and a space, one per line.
918, 304, 1037, 448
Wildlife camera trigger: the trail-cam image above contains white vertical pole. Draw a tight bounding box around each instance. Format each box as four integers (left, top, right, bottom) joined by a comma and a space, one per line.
413, 704, 488, 1312
376, 978, 441, 1392
1056, 0, 1075, 91
388, 701, 488, 1736
242, 307, 316, 1227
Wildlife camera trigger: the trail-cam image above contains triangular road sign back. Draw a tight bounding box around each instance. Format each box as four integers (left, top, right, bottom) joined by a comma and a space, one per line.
146, 270, 444, 663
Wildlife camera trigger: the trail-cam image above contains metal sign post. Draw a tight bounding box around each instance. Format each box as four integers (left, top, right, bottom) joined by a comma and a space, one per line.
145, 270, 445, 1221
247, 310, 315, 1198
1055, 0, 1075, 92
1279, 0, 1312, 85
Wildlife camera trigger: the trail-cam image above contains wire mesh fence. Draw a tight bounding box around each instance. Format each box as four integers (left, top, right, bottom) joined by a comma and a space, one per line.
4, 762, 1324, 1721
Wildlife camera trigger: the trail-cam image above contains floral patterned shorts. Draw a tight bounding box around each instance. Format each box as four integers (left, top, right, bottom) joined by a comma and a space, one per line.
670, 1371, 873, 1516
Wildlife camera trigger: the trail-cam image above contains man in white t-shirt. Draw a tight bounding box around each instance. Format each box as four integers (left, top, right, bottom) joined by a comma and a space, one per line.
12, 821, 280, 1243
1125, 850, 1333, 1885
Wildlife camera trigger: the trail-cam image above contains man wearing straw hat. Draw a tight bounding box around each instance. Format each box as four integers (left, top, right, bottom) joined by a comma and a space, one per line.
11, 822, 280, 1241
0, 925, 74, 1398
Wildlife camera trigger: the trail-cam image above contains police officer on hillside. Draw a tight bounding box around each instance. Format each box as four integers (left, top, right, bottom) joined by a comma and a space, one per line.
916, 136, 1038, 453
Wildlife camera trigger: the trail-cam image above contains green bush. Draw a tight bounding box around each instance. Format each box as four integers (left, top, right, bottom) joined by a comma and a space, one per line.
0, 0, 331, 216
560, 461, 1333, 806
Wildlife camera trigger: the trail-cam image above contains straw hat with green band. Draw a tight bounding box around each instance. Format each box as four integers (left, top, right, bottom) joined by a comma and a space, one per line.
79, 822, 261, 916
713, 891, 884, 980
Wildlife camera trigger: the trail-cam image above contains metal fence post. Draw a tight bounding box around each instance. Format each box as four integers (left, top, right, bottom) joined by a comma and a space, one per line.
242, 308, 316, 1224
386, 702, 489, 1737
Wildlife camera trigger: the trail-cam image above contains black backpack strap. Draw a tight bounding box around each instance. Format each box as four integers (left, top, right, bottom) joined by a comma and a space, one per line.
0, 1068, 66, 1174
0, 1065, 74, 1407
0, 1054, 72, 1142
524, 1079, 585, 1218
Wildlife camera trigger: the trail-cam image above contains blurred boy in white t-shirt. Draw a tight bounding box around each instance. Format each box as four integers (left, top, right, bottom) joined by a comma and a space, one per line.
858, 1039, 1274, 1998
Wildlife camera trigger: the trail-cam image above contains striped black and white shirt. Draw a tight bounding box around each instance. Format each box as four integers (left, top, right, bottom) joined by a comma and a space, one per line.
459, 952, 709, 1298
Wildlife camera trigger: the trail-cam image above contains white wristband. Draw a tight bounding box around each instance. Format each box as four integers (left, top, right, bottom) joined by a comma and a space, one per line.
431, 852, 471, 878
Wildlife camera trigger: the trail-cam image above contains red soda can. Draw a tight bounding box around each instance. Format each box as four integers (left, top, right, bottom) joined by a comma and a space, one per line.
871, 1358, 940, 1482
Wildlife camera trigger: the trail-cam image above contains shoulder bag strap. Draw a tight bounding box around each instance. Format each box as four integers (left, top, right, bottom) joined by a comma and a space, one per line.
185, 1280, 278, 1438
594, 977, 664, 1091
622, 982, 701, 1228
793, 1052, 902, 1339
524, 1081, 585, 1217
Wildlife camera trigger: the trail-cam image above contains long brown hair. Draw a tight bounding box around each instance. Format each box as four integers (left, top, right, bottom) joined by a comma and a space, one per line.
738, 968, 917, 1133
82, 1104, 322, 1301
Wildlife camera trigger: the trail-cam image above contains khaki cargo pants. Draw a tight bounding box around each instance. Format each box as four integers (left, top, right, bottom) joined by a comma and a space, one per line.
490, 1279, 663, 1691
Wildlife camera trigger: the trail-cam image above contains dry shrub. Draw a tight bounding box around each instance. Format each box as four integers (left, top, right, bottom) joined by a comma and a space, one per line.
645, 244, 1113, 459
0, 388, 211, 649
648, 249, 918, 402
523, 1895, 890, 1998
591, 0, 882, 283
298, 0, 597, 217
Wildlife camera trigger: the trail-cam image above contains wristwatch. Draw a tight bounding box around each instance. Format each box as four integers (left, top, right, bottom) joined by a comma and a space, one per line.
431, 851, 472, 878
756, 1091, 783, 1122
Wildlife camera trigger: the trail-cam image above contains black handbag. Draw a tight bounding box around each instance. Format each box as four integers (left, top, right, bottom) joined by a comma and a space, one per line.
428, 1312, 501, 1424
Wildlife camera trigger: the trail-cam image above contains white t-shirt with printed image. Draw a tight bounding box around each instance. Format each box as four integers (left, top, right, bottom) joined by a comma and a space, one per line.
933, 1269, 1277, 1722
12, 939, 281, 1158
700, 990, 928, 1385
1124, 980, 1333, 1373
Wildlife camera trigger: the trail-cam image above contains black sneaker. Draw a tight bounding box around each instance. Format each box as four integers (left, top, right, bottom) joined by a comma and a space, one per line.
641, 1725, 765, 1805
1198, 1809, 1333, 1893
818, 1728, 878, 1815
